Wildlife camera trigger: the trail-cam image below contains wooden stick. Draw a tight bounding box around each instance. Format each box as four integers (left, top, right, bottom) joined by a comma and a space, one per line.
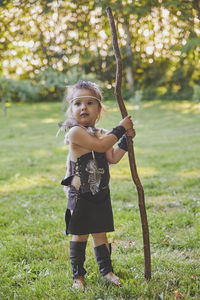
106, 7, 151, 280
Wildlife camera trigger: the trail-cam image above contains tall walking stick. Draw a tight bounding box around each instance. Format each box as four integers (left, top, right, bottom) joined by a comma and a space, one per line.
106, 7, 151, 280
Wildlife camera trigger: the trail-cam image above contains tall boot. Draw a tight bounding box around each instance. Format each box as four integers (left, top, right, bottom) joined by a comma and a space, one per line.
70, 241, 87, 280
94, 243, 113, 276
108, 243, 113, 272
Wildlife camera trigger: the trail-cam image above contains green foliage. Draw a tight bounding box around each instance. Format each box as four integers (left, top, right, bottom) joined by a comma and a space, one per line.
0, 67, 102, 103
182, 38, 200, 53
0, 101, 200, 299
0, 77, 39, 102
192, 85, 200, 102
142, 86, 158, 100
34, 67, 67, 102
0, 1, 199, 101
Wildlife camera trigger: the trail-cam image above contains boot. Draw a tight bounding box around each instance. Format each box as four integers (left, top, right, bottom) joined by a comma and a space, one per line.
108, 243, 113, 272
94, 243, 113, 276
94, 243, 121, 286
70, 241, 87, 280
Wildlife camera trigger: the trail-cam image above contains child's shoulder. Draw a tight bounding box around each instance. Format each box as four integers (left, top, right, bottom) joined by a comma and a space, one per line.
65, 126, 108, 144
69, 126, 108, 136
68, 125, 86, 136
64, 125, 86, 144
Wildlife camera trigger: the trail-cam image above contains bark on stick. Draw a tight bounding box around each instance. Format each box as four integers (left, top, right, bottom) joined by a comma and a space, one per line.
106, 7, 151, 280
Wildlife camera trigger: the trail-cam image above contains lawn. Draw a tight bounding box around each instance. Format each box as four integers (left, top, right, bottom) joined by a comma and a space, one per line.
0, 100, 200, 299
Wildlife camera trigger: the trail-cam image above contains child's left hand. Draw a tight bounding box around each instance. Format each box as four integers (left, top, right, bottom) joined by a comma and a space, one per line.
126, 128, 136, 138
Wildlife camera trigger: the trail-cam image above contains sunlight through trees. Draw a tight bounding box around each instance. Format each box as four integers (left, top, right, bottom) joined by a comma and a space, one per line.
0, 0, 200, 100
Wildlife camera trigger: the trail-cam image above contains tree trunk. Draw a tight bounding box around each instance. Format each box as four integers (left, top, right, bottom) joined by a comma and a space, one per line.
193, 0, 200, 20
124, 18, 134, 93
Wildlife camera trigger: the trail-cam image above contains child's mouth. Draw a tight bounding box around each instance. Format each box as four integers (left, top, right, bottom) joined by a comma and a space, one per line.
80, 113, 89, 117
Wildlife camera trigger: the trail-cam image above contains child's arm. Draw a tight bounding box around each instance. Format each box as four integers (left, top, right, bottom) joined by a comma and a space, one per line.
106, 146, 126, 164
68, 116, 133, 153
106, 128, 136, 164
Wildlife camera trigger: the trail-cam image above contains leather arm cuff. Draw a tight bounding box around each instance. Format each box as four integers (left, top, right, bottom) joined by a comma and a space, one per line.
118, 134, 128, 151
109, 125, 126, 140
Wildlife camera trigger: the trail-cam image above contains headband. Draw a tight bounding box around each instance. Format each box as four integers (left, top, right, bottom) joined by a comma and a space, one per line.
70, 95, 101, 103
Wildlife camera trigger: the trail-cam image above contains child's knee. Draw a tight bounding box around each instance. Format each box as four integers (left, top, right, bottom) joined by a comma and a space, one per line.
92, 232, 107, 246
72, 234, 89, 242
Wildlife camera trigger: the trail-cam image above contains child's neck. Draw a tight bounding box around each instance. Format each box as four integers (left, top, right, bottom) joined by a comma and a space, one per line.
84, 124, 95, 128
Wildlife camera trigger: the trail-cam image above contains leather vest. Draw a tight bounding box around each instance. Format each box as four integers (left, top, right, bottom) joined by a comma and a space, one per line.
61, 151, 110, 195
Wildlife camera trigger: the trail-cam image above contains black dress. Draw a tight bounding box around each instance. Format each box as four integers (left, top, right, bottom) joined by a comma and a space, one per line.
61, 151, 114, 235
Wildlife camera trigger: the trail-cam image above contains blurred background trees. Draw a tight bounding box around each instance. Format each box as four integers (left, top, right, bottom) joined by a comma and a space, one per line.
0, 0, 199, 103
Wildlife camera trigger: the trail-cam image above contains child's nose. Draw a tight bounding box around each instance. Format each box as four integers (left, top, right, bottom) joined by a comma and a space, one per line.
81, 103, 87, 109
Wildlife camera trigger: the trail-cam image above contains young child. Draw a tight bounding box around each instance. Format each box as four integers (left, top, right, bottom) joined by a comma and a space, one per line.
59, 80, 135, 291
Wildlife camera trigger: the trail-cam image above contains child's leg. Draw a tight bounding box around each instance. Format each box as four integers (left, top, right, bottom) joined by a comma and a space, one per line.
92, 232, 109, 248
71, 234, 89, 242
92, 232, 121, 286
70, 234, 89, 291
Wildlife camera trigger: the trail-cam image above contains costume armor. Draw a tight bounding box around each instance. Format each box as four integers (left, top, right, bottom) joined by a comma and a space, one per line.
61, 150, 114, 235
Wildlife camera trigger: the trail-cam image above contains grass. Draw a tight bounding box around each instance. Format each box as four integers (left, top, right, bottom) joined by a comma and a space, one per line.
0, 100, 200, 299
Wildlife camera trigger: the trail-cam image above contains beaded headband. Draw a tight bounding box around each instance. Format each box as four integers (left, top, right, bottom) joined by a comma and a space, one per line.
70, 95, 101, 103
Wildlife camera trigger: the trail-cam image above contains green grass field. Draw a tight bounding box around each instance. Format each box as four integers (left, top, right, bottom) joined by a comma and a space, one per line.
0, 100, 200, 299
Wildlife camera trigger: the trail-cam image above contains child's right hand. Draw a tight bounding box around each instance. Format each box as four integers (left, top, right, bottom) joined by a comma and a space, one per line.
119, 115, 133, 131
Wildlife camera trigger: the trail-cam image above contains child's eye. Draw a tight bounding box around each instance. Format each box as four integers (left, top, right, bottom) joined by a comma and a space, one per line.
87, 101, 93, 105
74, 101, 80, 106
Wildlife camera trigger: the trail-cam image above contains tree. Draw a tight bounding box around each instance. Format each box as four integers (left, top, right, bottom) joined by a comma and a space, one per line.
0, 0, 199, 100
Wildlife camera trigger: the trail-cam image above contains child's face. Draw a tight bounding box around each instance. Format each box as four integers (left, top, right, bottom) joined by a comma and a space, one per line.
71, 89, 101, 127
